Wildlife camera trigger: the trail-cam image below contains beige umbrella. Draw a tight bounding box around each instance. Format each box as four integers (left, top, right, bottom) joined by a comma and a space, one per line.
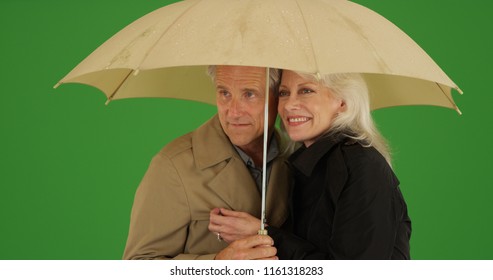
55, 0, 461, 111
54, 0, 462, 232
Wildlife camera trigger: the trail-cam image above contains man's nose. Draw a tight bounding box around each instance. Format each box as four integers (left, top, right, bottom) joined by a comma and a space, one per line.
228, 96, 243, 116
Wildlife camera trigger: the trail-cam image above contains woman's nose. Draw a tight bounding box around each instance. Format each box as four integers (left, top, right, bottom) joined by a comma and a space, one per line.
283, 94, 300, 111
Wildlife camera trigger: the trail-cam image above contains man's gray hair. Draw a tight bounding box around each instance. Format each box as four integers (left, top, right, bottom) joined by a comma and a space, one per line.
207, 65, 281, 92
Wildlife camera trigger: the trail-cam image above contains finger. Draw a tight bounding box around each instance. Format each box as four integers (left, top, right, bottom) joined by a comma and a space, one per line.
256, 256, 279, 260
246, 245, 277, 260
209, 217, 240, 236
209, 213, 233, 227
209, 212, 222, 228
212, 214, 248, 230
218, 233, 237, 244
208, 223, 220, 233
255, 244, 273, 248
220, 233, 250, 243
210, 208, 221, 215
209, 208, 223, 223
219, 208, 247, 218
211, 211, 253, 229
219, 209, 261, 231
210, 209, 232, 224
237, 234, 274, 249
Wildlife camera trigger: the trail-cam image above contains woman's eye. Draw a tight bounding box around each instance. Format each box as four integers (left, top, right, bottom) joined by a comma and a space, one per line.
301, 88, 314, 94
278, 90, 289, 97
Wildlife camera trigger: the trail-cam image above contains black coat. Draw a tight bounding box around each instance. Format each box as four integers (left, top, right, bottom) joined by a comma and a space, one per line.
268, 134, 412, 259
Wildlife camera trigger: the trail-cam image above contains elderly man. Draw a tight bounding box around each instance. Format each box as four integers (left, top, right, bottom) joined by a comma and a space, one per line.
123, 65, 292, 260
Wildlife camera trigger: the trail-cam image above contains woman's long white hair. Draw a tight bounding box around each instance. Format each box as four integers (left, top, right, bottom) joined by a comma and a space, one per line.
298, 72, 391, 164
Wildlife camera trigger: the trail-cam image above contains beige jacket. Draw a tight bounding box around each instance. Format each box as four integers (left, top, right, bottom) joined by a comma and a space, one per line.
123, 115, 292, 259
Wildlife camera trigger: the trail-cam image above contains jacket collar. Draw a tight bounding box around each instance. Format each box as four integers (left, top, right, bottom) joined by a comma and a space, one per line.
192, 115, 237, 169
289, 133, 347, 177
193, 114, 287, 169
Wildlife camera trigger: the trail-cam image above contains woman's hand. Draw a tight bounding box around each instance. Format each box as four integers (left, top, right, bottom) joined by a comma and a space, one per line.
208, 208, 262, 243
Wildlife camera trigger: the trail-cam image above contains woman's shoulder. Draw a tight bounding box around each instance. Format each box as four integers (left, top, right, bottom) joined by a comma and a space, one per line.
338, 140, 399, 187
339, 140, 390, 170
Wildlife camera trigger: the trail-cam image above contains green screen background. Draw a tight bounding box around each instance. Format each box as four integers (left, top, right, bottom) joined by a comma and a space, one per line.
0, 0, 491, 259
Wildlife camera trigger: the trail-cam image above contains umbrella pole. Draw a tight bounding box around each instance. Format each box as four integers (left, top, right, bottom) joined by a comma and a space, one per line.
258, 67, 269, 236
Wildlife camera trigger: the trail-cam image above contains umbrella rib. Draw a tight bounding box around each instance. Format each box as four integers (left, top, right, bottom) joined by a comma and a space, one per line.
105, 70, 134, 105
294, 0, 320, 75
435, 82, 462, 115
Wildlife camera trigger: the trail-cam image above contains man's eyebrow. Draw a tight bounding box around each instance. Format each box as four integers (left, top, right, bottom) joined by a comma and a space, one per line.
215, 85, 229, 90
243, 87, 261, 92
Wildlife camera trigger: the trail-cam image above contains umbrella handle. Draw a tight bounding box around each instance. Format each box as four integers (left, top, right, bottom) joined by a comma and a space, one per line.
258, 229, 268, 236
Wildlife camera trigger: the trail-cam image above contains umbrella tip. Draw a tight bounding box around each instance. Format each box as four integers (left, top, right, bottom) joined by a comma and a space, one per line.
456, 87, 464, 95
455, 106, 462, 116
105, 99, 111, 106
53, 82, 61, 89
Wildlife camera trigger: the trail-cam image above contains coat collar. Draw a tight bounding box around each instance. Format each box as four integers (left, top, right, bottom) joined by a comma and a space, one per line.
192, 115, 237, 169
192, 115, 260, 212
290, 133, 348, 177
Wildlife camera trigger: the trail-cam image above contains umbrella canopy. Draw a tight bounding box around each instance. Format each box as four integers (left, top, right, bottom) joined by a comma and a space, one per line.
55, 0, 461, 112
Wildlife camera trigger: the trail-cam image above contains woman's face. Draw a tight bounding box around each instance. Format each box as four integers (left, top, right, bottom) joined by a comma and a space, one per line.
278, 70, 345, 147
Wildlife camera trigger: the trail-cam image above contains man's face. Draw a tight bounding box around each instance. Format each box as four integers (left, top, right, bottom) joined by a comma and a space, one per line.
215, 66, 278, 152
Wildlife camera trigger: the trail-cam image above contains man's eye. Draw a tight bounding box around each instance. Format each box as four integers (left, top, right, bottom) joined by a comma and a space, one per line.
245, 91, 257, 98
218, 90, 230, 97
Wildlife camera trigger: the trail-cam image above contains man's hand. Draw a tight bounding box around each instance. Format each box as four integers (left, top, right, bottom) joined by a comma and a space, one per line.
209, 208, 261, 243
214, 234, 278, 260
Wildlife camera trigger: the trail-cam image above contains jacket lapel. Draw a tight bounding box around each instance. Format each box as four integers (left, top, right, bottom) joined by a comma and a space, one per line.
193, 115, 261, 215
207, 157, 261, 216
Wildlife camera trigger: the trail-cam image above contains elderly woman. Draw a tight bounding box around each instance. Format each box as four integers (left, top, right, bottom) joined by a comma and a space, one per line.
209, 70, 412, 259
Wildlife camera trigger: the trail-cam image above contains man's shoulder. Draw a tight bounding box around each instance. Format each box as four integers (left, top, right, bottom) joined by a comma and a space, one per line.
156, 115, 220, 159
157, 132, 194, 159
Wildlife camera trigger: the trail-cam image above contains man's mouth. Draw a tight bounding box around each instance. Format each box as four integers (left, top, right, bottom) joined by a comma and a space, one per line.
229, 122, 250, 127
